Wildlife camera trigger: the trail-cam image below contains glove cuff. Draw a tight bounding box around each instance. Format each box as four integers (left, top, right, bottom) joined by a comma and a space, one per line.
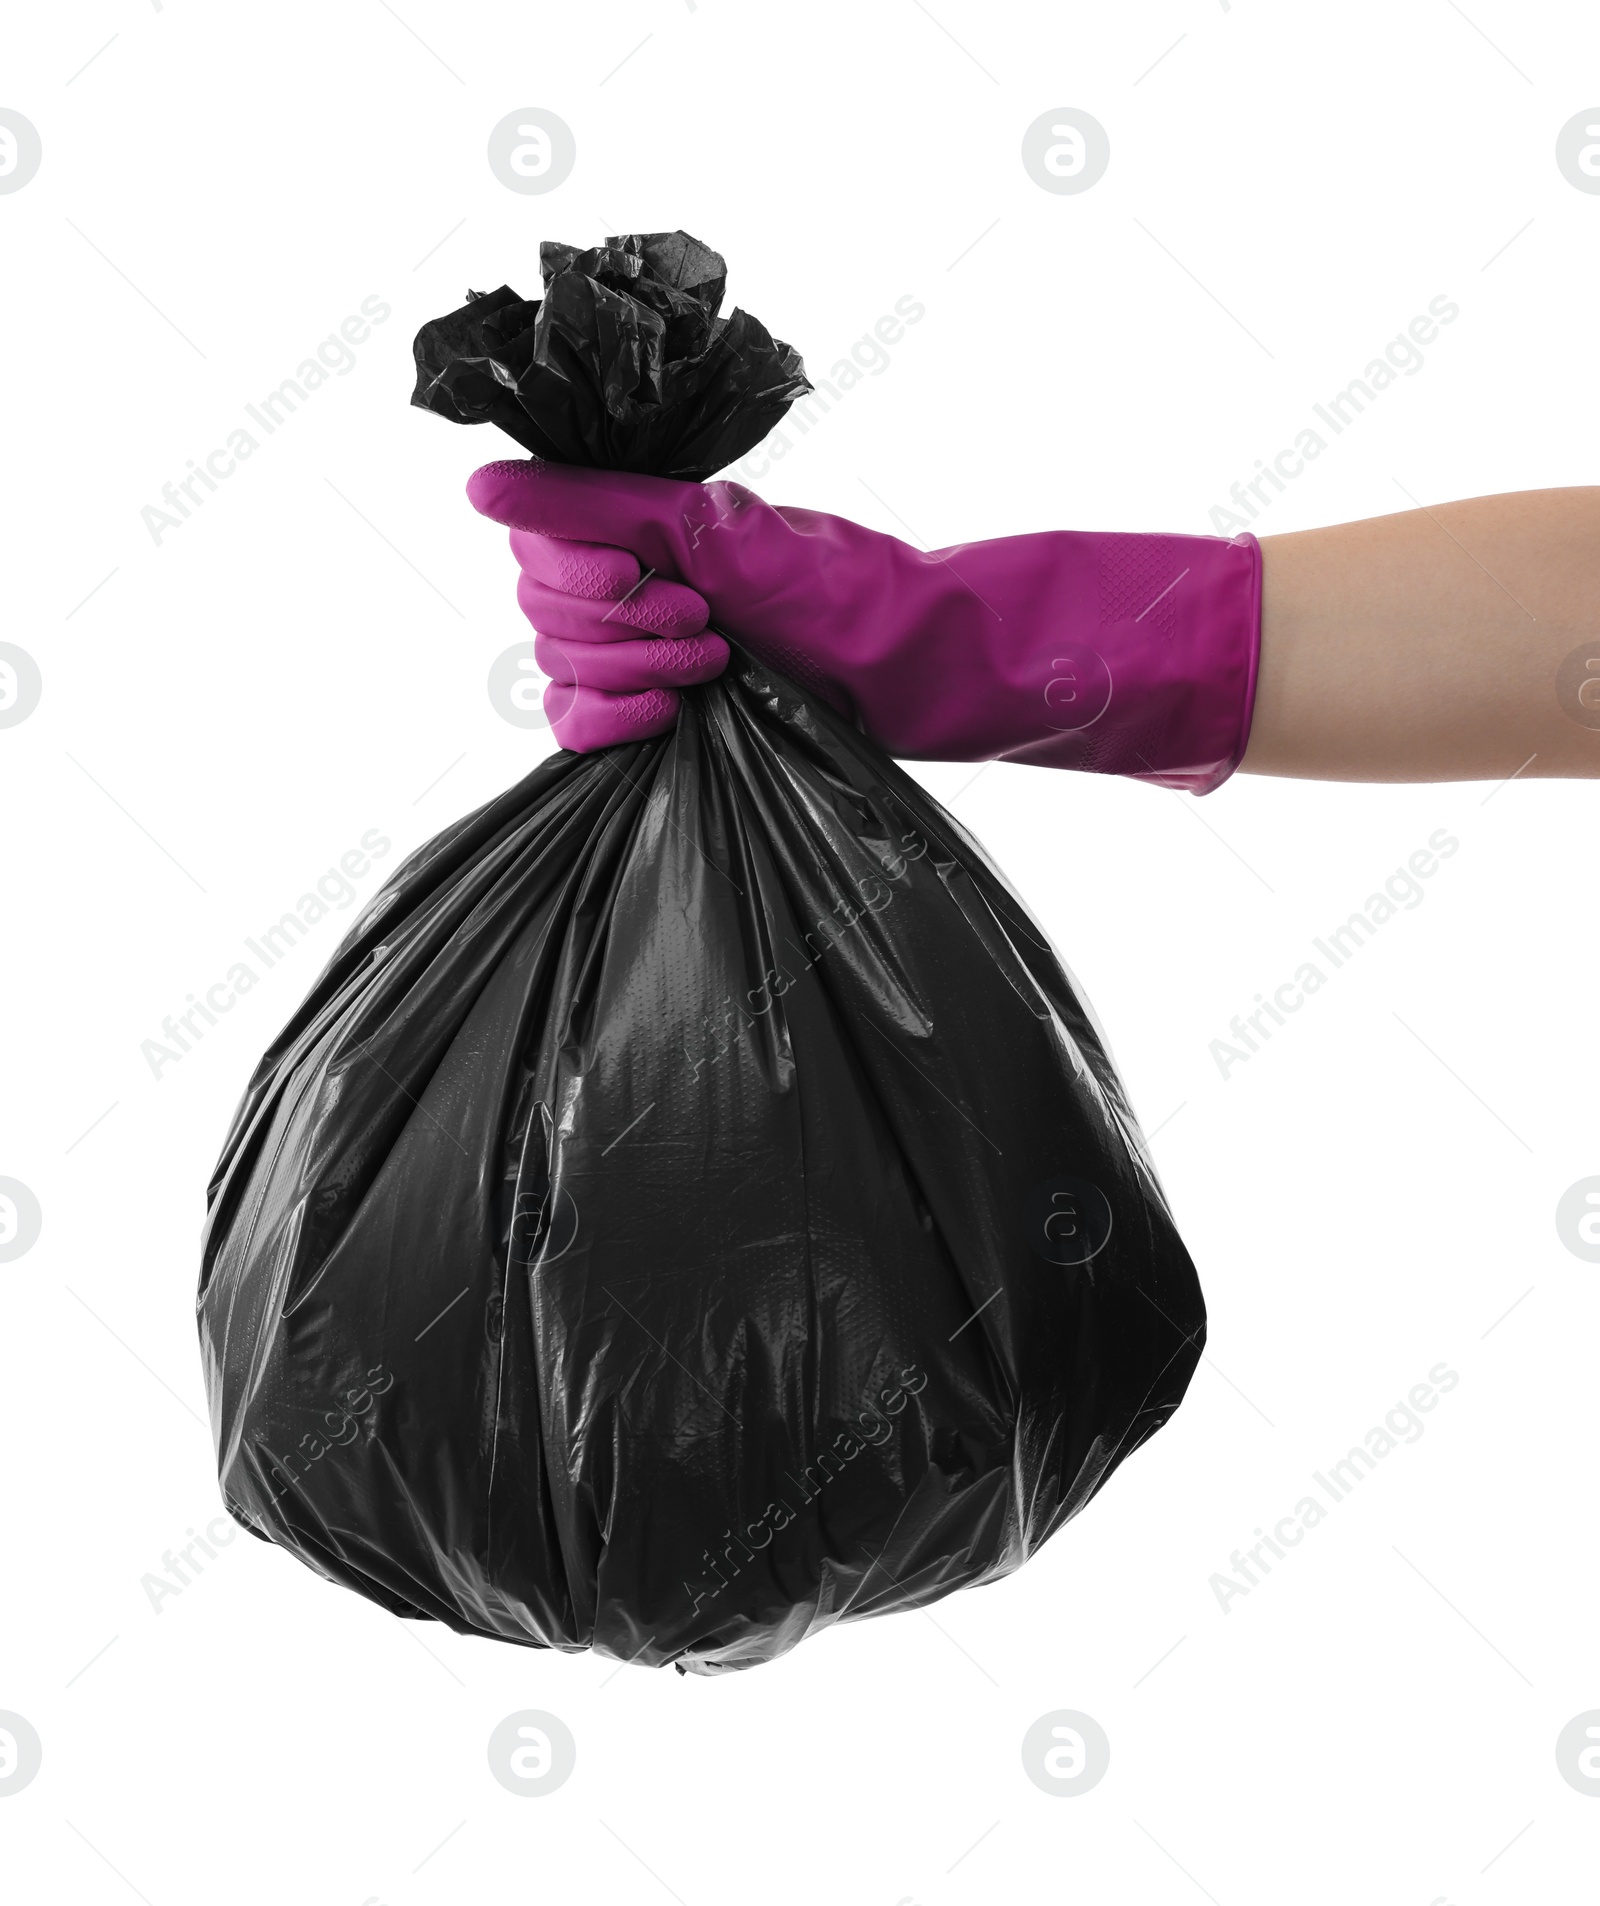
1004, 530, 1263, 794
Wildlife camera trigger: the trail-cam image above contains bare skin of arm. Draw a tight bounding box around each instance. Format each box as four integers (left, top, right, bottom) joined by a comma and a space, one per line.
1245, 488, 1600, 782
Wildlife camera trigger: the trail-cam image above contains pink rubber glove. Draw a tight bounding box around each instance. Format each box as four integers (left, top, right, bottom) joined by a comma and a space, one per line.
468, 459, 1262, 791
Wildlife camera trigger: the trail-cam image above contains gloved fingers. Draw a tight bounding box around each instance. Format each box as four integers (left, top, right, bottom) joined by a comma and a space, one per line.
509, 530, 641, 599
471, 459, 686, 546
468, 459, 740, 581
534, 629, 728, 693
547, 682, 680, 753
516, 565, 710, 644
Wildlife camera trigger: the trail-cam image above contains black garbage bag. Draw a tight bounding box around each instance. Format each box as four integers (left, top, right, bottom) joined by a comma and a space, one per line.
197, 233, 1204, 1674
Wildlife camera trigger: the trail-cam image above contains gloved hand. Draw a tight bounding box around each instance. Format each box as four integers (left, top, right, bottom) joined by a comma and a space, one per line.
467, 459, 1262, 792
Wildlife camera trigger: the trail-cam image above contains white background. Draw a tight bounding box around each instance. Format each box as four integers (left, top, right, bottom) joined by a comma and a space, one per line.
3, 2, 1598, 1901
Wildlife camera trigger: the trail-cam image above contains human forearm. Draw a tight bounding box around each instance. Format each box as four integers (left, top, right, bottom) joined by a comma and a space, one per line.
1246, 488, 1600, 782
472, 464, 1600, 788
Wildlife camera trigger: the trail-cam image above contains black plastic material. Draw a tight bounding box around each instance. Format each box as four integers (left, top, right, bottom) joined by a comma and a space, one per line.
199, 234, 1203, 1673
410, 231, 811, 480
